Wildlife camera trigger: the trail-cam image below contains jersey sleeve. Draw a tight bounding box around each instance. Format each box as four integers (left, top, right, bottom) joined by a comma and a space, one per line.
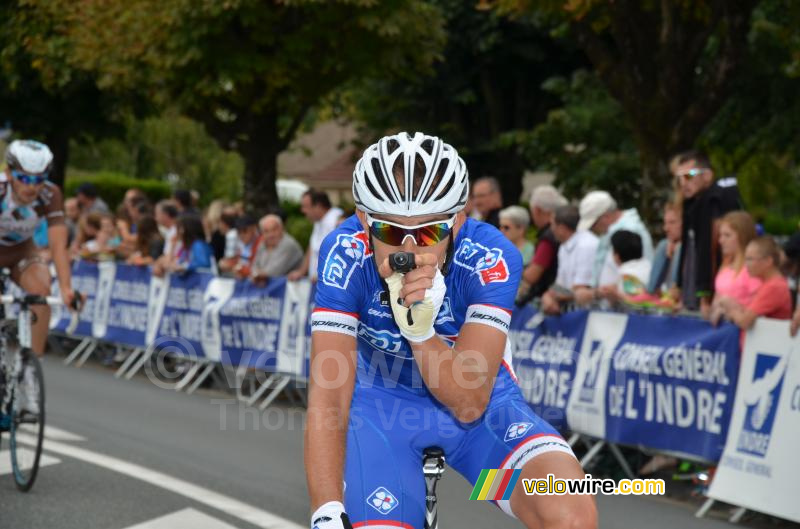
311, 225, 370, 338
454, 225, 523, 335
41, 183, 65, 227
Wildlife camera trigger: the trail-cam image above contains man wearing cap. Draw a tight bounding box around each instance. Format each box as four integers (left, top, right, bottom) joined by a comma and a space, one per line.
578, 190, 653, 290
75, 182, 110, 214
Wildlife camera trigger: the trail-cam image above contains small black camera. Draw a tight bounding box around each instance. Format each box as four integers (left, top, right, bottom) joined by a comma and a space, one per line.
389, 252, 416, 273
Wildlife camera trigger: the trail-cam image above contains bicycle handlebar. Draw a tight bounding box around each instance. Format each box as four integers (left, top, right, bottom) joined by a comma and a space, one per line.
0, 291, 83, 311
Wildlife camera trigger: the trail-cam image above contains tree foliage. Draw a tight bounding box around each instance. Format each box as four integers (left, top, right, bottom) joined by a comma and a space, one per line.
50, 0, 445, 214
497, 0, 763, 219
344, 0, 586, 204
0, 0, 135, 186
70, 112, 244, 205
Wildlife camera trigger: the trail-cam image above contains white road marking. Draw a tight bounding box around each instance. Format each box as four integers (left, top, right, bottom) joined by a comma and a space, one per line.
45, 425, 87, 442
123, 508, 240, 529
0, 448, 61, 475
15, 434, 303, 529
15, 423, 87, 442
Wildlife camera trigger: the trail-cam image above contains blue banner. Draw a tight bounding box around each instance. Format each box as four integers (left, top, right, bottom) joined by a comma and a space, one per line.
104, 264, 150, 346
602, 314, 740, 462
509, 307, 587, 430
53, 259, 98, 335
156, 271, 216, 359
217, 278, 286, 369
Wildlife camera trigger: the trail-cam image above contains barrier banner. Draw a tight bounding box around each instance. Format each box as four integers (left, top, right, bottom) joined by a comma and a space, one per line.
217, 278, 285, 369
156, 271, 215, 358
567, 312, 740, 462
200, 277, 237, 363
92, 261, 116, 340
53, 259, 98, 335
103, 263, 152, 347
708, 319, 800, 523
276, 280, 313, 378
603, 314, 739, 462
509, 307, 587, 430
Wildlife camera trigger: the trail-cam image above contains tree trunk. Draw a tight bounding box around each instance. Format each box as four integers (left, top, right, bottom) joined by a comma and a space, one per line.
45, 128, 69, 190
239, 112, 280, 217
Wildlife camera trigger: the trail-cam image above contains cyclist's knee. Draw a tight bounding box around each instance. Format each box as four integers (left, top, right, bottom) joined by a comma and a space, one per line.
25, 279, 51, 297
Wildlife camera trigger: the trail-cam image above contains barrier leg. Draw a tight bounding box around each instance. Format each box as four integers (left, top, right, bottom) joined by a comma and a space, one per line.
579, 439, 606, 469
607, 443, 636, 479
125, 345, 154, 380
257, 376, 291, 411
567, 433, 581, 447
115, 347, 143, 379
695, 498, 715, 518
246, 373, 277, 407
63, 337, 91, 365
729, 507, 747, 523
174, 360, 204, 392
75, 339, 98, 367
186, 363, 217, 395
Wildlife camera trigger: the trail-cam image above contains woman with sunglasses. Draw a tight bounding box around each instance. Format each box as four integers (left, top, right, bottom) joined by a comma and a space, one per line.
306, 132, 595, 529
0, 140, 79, 412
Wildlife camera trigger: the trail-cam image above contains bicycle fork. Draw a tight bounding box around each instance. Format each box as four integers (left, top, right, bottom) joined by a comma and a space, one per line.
423, 447, 446, 529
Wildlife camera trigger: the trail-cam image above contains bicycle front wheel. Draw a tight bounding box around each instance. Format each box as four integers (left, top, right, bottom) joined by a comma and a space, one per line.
10, 350, 45, 492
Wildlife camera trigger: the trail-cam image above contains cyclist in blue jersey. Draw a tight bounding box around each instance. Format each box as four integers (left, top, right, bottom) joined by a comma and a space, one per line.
305, 132, 596, 529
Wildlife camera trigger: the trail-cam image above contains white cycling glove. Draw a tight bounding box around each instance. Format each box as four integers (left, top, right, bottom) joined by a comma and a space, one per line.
311, 501, 353, 529
385, 268, 446, 343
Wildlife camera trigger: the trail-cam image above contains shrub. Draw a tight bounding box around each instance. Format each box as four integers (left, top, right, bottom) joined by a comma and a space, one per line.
65, 171, 172, 210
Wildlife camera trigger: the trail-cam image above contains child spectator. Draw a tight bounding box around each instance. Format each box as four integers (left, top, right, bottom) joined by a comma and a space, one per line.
126, 216, 164, 266
170, 215, 215, 275
598, 230, 652, 303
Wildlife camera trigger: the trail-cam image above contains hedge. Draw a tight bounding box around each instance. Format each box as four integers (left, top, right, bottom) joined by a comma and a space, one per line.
65, 171, 172, 210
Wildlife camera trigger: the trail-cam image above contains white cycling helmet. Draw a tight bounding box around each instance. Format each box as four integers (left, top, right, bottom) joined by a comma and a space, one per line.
6, 139, 54, 175
353, 132, 469, 216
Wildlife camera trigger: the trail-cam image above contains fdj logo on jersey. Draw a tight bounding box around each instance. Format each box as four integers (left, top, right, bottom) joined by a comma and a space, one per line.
321, 232, 372, 290
737, 352, 788, 457
504, 422, 533, 442
578, 340, 604, 403
454, 238, 509, 285
358, 325, 406, 356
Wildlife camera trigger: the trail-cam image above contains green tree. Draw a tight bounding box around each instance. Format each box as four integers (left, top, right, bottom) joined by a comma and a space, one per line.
498, 0, 762, 218
0, 0, 139, 187
345, 0, 586, 204
71, 112, 244, 205
54, 0, 444, 215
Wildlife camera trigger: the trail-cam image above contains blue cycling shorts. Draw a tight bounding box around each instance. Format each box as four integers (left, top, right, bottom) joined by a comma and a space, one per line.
342, 368, 575, 528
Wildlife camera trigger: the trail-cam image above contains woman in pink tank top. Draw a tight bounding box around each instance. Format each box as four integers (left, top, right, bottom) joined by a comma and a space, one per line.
710, 211, 760, 324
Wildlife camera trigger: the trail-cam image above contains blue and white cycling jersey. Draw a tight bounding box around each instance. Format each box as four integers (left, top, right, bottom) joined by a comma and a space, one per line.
312, 214, 522, 389
311, 214, 575, 527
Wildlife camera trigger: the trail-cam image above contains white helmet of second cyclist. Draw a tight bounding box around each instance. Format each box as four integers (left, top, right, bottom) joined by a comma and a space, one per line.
5, 139, 54, 175
353, 132, 469, 216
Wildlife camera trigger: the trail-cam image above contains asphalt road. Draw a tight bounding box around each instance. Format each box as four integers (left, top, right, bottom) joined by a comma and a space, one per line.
0, 356, 788, 529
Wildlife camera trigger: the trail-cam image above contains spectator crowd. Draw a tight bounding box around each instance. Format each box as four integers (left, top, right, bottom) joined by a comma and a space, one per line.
47, 148, 800, 334
48, 183, 343, 286
469, 151, 799, 335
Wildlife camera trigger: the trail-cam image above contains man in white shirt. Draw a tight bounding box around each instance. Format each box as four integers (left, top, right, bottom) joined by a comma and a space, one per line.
578, 190, 653, 289
541, 205, 599, 314
288, 189, 342, 281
